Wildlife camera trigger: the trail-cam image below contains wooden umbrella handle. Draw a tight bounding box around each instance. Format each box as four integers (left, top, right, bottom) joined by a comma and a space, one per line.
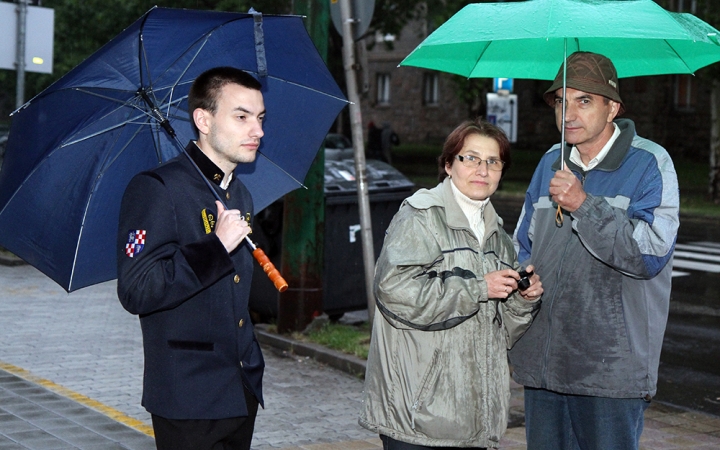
252, 248, 288, 292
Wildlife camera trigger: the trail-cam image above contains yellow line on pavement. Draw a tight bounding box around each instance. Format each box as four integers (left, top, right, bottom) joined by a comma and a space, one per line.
0, 361, 154, 437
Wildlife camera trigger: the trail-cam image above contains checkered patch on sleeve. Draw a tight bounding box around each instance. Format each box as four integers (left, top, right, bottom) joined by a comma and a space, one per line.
124, 230, 146, 258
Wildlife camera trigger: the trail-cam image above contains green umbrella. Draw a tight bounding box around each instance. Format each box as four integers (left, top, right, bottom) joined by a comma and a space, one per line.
401, 0, 720, 225
400, 0, 720, 80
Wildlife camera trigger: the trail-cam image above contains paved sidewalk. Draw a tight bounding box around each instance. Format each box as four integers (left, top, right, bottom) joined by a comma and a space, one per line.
1, 263, 720, 449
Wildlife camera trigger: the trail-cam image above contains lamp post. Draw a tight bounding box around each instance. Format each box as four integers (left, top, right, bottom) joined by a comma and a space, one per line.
15, 0, 28, 109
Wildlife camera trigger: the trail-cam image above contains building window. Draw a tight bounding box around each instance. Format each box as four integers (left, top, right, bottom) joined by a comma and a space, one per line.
377, 73, 391, 105
670, 0, 696, 13
423, 73, 439, 105
674, 75, 696, 111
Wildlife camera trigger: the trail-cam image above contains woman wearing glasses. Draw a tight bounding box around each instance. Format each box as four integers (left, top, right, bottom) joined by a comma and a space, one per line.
359, 119, 543, 450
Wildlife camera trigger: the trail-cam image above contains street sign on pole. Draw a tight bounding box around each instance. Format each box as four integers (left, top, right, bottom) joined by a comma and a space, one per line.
0, 2, 54, 74
337, 0, 376, 324
330, 0, 374, 41
493, 77, 513, 93
487, 93, 518, 143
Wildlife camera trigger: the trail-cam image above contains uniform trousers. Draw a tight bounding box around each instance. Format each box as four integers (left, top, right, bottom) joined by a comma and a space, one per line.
152, 385, 259, 450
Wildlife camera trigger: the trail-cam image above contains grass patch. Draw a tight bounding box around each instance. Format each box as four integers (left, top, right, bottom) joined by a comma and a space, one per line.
287, 322, 371, 360
674, 159, 720, 217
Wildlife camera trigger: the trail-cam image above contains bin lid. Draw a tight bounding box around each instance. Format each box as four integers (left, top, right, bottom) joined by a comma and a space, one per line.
324, 158, 415, 196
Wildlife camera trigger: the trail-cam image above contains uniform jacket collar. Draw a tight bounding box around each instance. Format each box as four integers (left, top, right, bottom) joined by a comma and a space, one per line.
185, 141, 226, 186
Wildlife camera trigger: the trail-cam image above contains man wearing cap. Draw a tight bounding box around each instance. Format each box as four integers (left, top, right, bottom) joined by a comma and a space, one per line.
509, 51, 679, 449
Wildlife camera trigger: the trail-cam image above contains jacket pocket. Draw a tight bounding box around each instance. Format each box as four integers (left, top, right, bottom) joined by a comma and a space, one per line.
167, 340, 214, 351
410, 346, 443, 431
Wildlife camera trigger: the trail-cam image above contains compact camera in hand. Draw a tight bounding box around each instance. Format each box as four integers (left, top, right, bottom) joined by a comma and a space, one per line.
517, 269, 533, 291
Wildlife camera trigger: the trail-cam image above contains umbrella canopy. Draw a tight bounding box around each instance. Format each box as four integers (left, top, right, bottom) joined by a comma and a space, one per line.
0, 7, 347, 292
401, 0, 720, 80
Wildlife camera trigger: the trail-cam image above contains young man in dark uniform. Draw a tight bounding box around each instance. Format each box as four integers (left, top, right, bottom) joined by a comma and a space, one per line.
117, 67, 266, 450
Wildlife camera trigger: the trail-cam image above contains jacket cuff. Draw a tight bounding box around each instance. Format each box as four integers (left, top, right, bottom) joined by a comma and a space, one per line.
476, 277, 489, 302
180, 234, 234, 287
506, 294, 541, 313
571, 193, 595, 220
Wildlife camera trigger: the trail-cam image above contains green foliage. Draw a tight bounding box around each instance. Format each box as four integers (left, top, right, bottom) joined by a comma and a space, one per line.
367, 0, 508, 48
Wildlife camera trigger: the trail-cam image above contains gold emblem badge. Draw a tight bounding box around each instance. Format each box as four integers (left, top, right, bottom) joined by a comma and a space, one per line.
201, 209, 216, 234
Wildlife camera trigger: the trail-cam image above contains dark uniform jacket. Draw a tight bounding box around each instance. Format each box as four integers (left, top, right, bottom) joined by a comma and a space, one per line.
117, 142, 264, 420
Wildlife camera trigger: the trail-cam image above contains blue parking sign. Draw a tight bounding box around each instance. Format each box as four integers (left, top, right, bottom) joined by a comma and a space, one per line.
493, 78, 513, 93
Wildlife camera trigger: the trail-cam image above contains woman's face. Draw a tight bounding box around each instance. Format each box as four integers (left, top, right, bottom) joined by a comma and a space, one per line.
445, 133, 502, 201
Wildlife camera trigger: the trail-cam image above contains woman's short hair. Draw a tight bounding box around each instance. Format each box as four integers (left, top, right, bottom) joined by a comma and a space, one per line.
188, 67, 262, 135
437, 118, 511, 182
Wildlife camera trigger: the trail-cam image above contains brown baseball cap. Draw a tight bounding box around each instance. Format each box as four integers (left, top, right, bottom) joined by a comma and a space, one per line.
543, 51, 625, 115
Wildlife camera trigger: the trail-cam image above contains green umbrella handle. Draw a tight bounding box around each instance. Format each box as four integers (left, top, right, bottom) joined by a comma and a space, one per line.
556, 205, 564, 227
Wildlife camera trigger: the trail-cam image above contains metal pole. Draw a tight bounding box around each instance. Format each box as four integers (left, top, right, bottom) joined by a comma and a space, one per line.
338, 0, 375, 324
15, 0, 28, 109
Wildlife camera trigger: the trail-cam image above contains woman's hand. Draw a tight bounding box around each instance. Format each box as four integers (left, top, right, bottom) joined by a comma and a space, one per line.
484, 269, 519, 299
518, 264, 543, 301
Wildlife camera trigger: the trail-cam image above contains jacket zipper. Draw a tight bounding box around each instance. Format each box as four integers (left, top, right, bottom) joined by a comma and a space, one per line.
411, 400, 421, 430
541, 168, 583, 385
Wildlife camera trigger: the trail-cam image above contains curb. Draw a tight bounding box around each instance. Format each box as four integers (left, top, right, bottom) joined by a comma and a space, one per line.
254, 323, 367, 378
0, 252, 25, 267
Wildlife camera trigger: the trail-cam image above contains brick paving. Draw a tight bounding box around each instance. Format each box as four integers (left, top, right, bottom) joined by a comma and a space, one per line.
1, 263, 720, 449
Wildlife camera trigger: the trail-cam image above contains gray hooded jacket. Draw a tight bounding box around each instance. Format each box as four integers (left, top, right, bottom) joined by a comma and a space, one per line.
359, 179, 539, 448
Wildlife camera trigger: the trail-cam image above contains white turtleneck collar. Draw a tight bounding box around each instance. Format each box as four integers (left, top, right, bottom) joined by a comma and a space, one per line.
449, 178, 490, 245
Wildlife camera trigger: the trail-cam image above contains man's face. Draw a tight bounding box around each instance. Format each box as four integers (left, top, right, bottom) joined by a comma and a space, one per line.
198, 83, 265, 172
553, 87, 619, 157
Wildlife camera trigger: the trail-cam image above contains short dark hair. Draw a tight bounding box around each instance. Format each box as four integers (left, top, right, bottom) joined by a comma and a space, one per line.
188, 67, 262, 135
437, 118, 511, 182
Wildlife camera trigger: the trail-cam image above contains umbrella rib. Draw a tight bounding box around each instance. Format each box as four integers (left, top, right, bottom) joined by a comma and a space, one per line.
257, 150, 307, 190
68, 126, 146, 292
105, 118, 160, 171
59, 108, 141, 147
137, 14, 209, 112
469, 42, 492, 78
663, 40, 695, 74
71, 87, 138, 105
148, 30, 212, 110
74, 87, 186, 112
263, 75, 349, 103
61, 90, 185, 147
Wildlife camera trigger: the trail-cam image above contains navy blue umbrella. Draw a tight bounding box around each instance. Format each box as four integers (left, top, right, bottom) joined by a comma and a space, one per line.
0, 7, 347, 292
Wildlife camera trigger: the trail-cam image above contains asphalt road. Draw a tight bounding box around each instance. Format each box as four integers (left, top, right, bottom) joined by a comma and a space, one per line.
656, 313, 720, 416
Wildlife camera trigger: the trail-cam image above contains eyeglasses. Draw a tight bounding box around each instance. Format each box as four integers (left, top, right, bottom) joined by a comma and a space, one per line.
455, 154, 504, 171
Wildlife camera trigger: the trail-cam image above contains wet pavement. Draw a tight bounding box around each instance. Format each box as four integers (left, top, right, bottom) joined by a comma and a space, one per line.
2, 245, 720, 448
